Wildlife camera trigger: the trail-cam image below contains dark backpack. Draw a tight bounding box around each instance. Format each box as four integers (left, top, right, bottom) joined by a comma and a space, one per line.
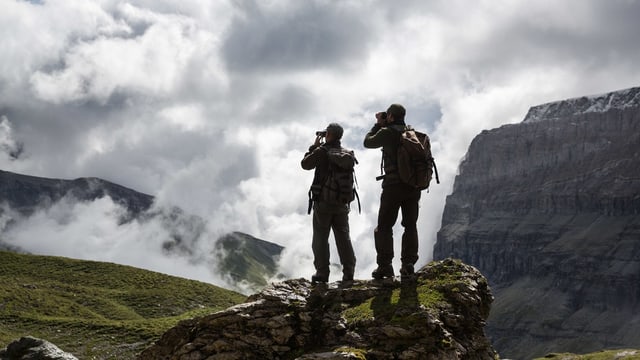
308, 147, 360, 213
394, 126, 440, 190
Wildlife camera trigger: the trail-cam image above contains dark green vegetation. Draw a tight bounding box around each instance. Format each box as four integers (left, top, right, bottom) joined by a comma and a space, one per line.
342, 259, 474, 327
342, 276, 446, 325
0, 251, 245, 359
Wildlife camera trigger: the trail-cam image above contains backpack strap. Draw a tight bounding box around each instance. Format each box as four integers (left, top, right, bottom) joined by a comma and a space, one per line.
432, 158, 440, 184
352, 168, 361, 214
375, 125, 407, 181
376, 149, 385, 181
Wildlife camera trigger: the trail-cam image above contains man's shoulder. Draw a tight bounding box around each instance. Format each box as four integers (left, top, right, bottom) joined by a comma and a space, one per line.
380, 126, 405, 143
389, 124, 411, 132
327, 145, 355, 156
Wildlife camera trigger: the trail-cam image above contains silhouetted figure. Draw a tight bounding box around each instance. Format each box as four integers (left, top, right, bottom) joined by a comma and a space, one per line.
302, 123, 357, 284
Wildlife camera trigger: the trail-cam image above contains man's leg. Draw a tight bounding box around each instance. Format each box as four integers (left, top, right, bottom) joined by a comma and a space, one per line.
373, 186, 401, 278
312, 203, 332, 282
400, 188, 421, 275
331, 207, 356, 281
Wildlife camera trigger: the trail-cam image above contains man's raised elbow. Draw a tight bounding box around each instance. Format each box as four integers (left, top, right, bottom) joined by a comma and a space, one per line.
363, 138, 378, 149
301, 160, 314, 170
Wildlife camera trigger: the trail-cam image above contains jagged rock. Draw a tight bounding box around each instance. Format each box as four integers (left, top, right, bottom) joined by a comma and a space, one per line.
138, 259, 497, 360
434, 86, 640, 359
0, 336, 78, 360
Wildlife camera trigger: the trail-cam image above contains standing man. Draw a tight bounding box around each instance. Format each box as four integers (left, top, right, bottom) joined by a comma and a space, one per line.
301, 123, 357, 283
363, 104, 421, 279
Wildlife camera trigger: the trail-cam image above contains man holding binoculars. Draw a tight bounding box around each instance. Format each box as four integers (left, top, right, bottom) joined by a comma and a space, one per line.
301, 123, 356, 284
364, 104, 421, 280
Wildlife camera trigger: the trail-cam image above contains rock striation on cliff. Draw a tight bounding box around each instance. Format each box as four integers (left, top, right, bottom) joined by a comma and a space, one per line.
434, 87, 640, 359
138, 259, 497, 360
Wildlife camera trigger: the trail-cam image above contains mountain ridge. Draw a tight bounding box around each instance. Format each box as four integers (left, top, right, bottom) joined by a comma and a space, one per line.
0, 169, 284, 294
523, 86, 640, 123
0, 169, 154, 218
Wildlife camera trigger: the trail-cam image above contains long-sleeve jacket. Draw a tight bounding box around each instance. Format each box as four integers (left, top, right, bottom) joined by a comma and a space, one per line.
363, 124, 406, 186
301, 140, 342, 196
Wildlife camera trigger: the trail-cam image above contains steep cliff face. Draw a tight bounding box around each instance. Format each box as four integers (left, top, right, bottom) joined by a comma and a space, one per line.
434, 87, 640, 359
139, 259, 497, 360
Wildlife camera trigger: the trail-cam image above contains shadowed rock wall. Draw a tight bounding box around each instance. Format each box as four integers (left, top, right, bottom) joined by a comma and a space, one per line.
434, 87, 640, 359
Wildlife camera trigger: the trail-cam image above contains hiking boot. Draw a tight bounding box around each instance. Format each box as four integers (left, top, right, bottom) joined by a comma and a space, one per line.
339, 279, 354, 288
311, 273, 329, 283
400, 264, 414, 276
371, 265, 394, 280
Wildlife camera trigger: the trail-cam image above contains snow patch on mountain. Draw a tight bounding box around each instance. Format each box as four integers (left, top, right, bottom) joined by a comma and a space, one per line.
523, 86, 640, 123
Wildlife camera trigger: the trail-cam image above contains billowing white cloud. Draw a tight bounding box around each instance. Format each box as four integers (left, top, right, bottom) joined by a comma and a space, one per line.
2, 195, 235, 288
28, 4, 215, 104
0, 116, 23, 160
2, 0, 640, 286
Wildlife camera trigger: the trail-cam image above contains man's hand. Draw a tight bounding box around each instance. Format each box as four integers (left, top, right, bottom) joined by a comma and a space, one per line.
375, 112, 387, 126
314, 134, 324, 146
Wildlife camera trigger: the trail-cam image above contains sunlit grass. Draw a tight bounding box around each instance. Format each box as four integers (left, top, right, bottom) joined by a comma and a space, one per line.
0, 250, 245, 359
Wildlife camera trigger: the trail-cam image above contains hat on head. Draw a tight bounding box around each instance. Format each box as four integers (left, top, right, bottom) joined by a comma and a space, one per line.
326, 123, 344, 139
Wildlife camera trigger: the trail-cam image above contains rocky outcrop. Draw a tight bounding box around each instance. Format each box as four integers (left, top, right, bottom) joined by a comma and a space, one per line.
138, 259, 497, 360
0, 336, 78, 360
434, 87, 640, 359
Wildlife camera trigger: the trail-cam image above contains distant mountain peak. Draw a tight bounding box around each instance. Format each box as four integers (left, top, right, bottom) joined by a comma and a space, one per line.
523, 86, 640, 123
0, 169, 154, 217
0, 169, 286, 294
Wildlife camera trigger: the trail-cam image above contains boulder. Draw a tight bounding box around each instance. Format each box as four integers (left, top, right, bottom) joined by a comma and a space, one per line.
0, 336, 78, 360
138, 259, 497, 360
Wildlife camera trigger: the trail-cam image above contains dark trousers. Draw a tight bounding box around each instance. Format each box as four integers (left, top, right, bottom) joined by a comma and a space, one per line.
374, 183, 421, 267
312, 201, 356, 278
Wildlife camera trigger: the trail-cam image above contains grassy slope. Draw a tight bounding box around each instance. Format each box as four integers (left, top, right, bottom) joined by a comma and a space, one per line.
0, 251, 246, 359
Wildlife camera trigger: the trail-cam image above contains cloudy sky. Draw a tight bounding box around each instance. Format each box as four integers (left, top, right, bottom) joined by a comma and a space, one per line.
2, 0, 640, 289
